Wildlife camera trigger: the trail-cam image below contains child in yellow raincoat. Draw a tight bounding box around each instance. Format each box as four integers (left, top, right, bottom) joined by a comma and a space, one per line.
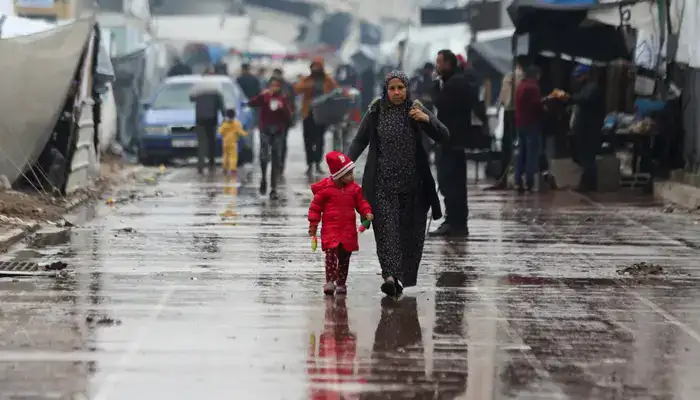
218, 108, 247, 174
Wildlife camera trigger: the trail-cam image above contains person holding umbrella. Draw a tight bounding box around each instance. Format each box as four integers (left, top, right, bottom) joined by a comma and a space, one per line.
189, 74, 226, 174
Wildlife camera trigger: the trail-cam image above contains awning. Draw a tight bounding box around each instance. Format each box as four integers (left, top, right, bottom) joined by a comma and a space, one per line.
507, 0, 641, 62
468, 29, 528, 77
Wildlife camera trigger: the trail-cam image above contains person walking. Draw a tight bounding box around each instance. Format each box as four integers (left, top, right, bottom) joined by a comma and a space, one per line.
514, 65, 544, 192
218, 108, 248, 175
189, 76, 226, 174
307, 151, 373, 295
566, 64, 605, 192
430, 50, 485, 237
271, 68, 296, 175
237, 63, 262, 134
294, 57, 338, 176
247, 77, 293, 200
236, 63, 261, 99
348, 70, 449, 296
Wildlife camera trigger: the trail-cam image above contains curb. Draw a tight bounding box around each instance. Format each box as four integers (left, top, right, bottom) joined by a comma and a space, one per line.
653, 180, 700, 210
0, 225, 40, 252
0, 164, 148, 253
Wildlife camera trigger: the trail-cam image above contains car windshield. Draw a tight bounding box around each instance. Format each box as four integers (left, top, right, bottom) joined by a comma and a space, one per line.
151, 81, 237, 110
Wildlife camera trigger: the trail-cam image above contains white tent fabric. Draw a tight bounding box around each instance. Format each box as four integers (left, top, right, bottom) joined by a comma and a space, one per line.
0, 0, 12, 16
244, 35, 296, 54
378, 29, 408, 65
401, 24, 470, 74
674, 0, 700, 67
0, 18, 94, 184
0, 13, 55, 38
152, 15, 251, 46
587, 0, 689, 65
474, 27, 515, 43
588, 0, 682, 35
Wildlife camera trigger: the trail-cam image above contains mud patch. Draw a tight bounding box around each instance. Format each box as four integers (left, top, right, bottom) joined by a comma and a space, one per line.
85, 314, 122, 326
616, 262, 664, 276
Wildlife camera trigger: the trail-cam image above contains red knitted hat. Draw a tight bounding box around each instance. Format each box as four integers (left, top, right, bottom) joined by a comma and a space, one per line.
326, 151, 355, 180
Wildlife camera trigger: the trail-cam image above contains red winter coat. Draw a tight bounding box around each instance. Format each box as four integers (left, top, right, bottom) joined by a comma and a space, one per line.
247, 91, 292, 132
308, 177, 372, 252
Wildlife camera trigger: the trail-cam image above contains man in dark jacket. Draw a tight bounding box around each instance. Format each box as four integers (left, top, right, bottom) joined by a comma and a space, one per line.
189, 78, 226, 174
167, 58, 192, 77
410, 62, 436, 110
430, 49, 486, 237
237, 63, 262, 133
567, 64, 605, 192
237, 63, 261, 99
514, 65, 543, 192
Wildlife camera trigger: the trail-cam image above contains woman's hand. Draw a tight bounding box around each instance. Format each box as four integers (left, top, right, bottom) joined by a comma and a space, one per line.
409, 106, 429, 123
365, 213, 374, 221
308, 224, 317, 237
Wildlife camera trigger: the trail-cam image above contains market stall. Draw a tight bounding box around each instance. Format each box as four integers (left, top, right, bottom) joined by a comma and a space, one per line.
499, 0, 675, 191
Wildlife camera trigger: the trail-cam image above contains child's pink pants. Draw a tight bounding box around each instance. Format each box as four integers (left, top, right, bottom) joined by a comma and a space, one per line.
325, 246, 351, 286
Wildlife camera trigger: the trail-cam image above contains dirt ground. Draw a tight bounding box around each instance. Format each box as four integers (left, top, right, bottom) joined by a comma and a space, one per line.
0, 156, 137, 230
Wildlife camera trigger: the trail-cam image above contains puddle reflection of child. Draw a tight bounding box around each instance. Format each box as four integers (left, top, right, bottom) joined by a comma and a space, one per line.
221, 176, 238, 221
307, 297, 365, 398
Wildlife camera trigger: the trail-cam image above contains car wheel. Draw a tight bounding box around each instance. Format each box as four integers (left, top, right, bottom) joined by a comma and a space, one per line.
138, 148, 156, 166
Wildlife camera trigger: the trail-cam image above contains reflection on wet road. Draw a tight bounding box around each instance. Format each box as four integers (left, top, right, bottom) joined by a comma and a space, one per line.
2, 132, 700, 399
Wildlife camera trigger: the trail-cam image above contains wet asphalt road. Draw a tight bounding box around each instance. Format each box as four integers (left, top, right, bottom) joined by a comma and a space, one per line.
2, 130, 700, 399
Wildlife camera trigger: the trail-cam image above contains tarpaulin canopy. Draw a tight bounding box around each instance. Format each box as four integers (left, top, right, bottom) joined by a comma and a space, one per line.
401, 23, 470, 75
152, 15, 251, 46
508, 0, 639, 34
507, 0, 640, 62
112, 48, 146, 150
0, 18, 94, 184
468, 28, 528, 77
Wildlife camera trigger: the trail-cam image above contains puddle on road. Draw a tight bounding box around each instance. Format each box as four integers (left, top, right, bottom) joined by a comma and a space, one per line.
1, 167, 700, 398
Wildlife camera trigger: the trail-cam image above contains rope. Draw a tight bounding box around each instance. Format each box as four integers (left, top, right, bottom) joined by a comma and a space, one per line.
0, 124, 75, 225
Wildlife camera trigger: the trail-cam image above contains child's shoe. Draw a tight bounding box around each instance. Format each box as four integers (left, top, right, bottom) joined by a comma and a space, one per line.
323, 282, 336, 296
335, 285, 347, 295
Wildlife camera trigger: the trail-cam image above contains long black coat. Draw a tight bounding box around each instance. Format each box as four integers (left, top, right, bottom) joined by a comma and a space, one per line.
348, 99, 450, 220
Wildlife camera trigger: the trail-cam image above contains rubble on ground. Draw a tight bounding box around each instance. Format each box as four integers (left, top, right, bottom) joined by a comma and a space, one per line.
616, 262, 665, 276
0, 157, 139, 232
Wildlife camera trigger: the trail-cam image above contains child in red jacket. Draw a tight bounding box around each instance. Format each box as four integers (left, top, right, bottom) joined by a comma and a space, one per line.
308, 151, 373, 295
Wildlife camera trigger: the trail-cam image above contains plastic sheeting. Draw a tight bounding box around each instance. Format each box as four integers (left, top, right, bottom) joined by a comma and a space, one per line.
674, 0, 700, 67
0, 18, 94, 184
152, 15, 251, 46
468, 29, 528, 76
112, 48, 146, 150
0, 13, 55, 38
401, 24, 470, 75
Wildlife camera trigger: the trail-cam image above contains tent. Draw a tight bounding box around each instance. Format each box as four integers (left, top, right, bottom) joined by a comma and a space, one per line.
0, 18, 96, 186
468, 28, 524, 77
507, 0, 640, 62
152, 15, 251, 46
401, 23, 470, 75
0, 12, 65, 38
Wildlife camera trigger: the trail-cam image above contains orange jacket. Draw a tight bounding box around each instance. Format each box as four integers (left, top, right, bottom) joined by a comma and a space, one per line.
294, 73, 338, 119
